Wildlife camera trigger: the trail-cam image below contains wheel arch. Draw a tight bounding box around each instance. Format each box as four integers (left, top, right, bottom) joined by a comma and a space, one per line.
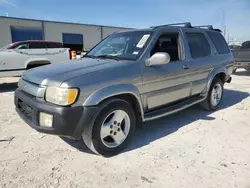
25, 59, 51, 69
83, 84, 144, 122
205, 66, 228, 94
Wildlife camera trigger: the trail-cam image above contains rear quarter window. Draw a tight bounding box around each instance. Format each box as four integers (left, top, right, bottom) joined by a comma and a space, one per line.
185, 32, 211, 59
206, 31, 230, 54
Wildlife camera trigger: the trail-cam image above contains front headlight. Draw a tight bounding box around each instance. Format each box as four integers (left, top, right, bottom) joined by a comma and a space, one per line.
45, 87, 79, 106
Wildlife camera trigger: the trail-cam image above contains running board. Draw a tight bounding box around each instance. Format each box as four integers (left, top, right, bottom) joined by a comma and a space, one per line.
144, 95, 206, 122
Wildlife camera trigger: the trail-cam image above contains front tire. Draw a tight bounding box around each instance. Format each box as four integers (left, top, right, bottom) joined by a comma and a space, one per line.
232, 67, 237, 73
200, 77, 224, 111
82, 99, 136, 157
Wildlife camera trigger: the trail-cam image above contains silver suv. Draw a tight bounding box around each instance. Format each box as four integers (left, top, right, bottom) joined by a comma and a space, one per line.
15, 23, 233, 156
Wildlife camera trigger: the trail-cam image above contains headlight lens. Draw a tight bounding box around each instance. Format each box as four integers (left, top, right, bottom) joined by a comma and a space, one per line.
45, 87, 79, 106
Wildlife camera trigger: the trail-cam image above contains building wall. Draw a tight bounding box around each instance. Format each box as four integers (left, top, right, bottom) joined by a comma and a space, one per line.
43, 22, 102, 49
0, 17, 42, 47
0, 17, 132, 49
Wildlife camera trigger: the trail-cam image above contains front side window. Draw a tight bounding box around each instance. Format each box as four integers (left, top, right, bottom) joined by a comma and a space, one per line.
206, 31, 230, 54
151, 33, 180, 62
15, 43, 29, 49
186, 32, 211, 59
86, 31, 152, 60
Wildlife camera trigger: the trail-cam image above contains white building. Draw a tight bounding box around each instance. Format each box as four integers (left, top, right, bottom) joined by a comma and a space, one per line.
0, 16, 131, 51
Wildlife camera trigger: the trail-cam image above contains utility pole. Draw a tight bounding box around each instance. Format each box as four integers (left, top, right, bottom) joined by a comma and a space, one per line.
222, 10, 227, 37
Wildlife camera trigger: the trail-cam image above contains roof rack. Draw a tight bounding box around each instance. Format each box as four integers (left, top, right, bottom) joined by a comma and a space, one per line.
193, 25, 213, 29
151, 22, 192, 29
151, 23, 222, 32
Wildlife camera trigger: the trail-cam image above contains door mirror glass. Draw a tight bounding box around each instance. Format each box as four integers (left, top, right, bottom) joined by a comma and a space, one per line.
146, 52, 171, 66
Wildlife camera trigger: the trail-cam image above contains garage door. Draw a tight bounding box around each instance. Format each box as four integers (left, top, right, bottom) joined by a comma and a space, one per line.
11, 26, 43, 42
62, 33, 83, 45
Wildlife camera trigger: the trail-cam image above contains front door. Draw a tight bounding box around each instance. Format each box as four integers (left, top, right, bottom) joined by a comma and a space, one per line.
141, 31, 192, 111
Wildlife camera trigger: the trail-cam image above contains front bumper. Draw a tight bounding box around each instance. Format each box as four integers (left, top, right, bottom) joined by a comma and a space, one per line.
14, 89, 98, 139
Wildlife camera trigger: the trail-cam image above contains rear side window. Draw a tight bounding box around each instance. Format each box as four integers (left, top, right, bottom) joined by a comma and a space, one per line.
46, 43, 60, 48
186, 32, 211, 59
29, 42, 46, 49
206, 31, 230, 54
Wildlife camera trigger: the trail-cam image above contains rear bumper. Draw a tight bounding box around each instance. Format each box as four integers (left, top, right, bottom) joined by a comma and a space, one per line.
234, 62, 250, 68
14, 89, 98, 139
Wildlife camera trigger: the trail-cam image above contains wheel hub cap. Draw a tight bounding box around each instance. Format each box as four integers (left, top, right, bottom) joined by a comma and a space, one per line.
211, 83, 222, 107
100, 110, 130, 148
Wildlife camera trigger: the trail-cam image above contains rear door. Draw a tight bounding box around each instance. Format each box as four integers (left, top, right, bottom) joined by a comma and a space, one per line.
183, 31, 214, 95
45, 42, 69, 63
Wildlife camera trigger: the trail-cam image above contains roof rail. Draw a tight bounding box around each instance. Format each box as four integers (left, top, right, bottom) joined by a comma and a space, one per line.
151, 22, 192, 29
193, 25, 214, 29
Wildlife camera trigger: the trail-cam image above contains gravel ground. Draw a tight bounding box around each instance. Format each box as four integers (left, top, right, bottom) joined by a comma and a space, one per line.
0, 70, 250, 188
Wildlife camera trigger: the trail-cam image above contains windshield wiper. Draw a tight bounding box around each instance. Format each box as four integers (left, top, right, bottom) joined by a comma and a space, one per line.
96, 55, 121, 61
82, 55, 97, 59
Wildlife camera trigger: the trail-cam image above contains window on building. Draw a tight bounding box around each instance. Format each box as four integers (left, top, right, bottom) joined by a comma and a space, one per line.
29, 42, 46, 49
206, 31, 230, 54
62, 33, 83, 54
151, 33, 180, 62
186, 32, 211, 59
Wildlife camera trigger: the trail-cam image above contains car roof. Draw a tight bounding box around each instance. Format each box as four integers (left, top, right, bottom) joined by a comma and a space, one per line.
14, 40, 62, 44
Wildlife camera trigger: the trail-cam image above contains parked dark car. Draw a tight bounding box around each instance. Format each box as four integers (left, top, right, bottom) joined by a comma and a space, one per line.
231, 41, 250, 73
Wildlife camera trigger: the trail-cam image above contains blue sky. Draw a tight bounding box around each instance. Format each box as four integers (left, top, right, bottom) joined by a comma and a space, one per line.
0, 0, 250, 41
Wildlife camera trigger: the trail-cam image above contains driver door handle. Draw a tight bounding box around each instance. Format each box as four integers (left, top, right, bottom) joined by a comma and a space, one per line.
183, 65, 190, 70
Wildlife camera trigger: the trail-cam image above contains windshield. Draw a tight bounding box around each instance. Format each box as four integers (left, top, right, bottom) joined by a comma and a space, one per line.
0, 43, 13, 50
86, 31, 152, 60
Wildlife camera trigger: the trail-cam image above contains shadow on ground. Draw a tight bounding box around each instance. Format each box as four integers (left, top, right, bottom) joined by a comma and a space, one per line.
0, 82, 18, 93
61, 89, 249, 155
234, 70, 250, 76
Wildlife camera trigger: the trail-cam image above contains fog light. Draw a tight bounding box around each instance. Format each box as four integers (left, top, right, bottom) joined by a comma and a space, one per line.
39, 112, 53, 128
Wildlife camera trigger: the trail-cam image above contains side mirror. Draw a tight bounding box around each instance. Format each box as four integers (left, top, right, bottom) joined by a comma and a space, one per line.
146, 52, 171, 67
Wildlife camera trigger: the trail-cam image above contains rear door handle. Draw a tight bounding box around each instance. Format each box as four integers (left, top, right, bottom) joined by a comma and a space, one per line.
183, 65, 190, 70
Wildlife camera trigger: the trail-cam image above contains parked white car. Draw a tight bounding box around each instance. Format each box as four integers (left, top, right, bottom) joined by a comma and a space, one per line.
0, 40, 72, 77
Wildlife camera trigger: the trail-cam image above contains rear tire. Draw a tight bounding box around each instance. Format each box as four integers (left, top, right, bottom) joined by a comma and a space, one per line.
200, 77, 224, 111
82, 98, 136, 157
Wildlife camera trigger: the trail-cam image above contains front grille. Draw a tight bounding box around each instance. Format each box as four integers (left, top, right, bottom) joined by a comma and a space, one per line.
18, 99, 33, 121
18, 79, 45, 98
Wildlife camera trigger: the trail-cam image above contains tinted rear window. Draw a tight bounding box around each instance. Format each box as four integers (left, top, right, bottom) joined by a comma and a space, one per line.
46, 43, 60, 48
29, 42, 46, 49
186, 32, 211, 59
206, 31, 230, 54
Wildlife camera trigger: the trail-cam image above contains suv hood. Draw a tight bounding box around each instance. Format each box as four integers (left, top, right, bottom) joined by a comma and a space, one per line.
22, 58, 126, 87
